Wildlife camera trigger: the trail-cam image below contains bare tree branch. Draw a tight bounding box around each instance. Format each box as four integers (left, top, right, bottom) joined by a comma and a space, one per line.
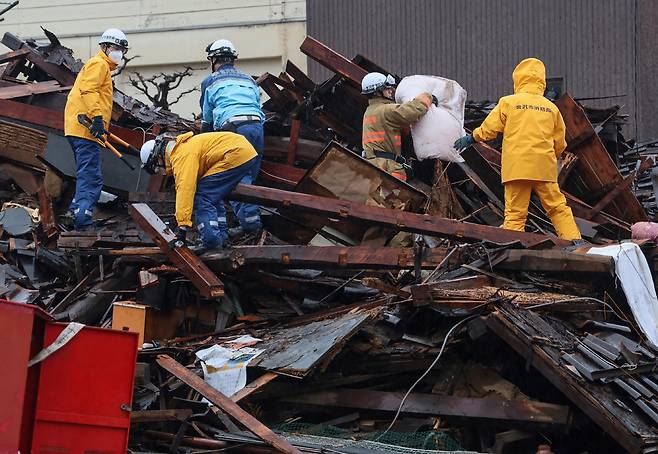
127, 67, 199, 110
113, 54, 141, 77
169, 85, 200, 107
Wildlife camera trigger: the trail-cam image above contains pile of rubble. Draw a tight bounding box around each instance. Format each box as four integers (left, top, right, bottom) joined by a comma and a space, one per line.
2, 30, 658, 454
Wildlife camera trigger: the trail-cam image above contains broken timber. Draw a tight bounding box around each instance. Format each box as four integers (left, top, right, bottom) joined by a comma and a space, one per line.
487, 304, 658, 453
282, 388, 571, 428
229, 184, 571, 248
129, 203, 224, 298
300, 36, 367, 85
555, 94, 647, 223
203, 245, 454, 270
156, 354, 302, 454
496, 249, 614, 274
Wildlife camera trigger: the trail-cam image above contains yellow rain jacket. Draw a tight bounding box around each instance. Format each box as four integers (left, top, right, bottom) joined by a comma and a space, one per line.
472, 58, 567, 183
64, 50, 117, 144
168, 132, 257, 228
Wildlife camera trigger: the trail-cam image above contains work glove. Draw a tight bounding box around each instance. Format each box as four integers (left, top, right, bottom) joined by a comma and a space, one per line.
453, 134, 475, 152
200, 122, 213, 133
168, 226, 189, 249
431, 95, 439, 107
89, 116, 105, 139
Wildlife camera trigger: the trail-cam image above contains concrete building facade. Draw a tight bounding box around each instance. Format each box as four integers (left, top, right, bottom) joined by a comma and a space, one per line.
0, 0, 307, 119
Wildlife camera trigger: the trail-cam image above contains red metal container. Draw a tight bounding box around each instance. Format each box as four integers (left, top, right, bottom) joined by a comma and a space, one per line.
31, 322, 138, 454
0, 299, 52, 454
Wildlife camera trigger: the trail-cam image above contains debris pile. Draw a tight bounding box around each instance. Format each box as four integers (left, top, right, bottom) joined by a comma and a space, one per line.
3, 30, 658, 454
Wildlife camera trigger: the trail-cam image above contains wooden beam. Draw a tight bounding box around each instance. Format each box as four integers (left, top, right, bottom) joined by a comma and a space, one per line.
586, 172, 638, 219
0, 98, 151, 148
156, 355, 302, 454
129, 203, 224, 298
300, 36, 368, 85
0, 80, 71, 99
286, 118, 301, 166
282, 388, 571, 428
555, 94, 646, 223
0, 47, 30, 65
497, 249, 614, 274
231, 372, 278, 403
203, 245, 454, 271
1, 34, 77, 86
131, 409, 193, 423
229, 184, 570, 248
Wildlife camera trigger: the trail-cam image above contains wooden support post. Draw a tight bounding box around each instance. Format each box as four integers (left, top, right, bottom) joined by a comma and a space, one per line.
156, 355, 302, 454
129, 203, 224, 298
37, 186, 58, 240
286, 119, 301, 166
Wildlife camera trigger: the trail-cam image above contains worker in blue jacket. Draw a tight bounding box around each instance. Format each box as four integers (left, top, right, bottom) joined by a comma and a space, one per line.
200, 39, 265, 238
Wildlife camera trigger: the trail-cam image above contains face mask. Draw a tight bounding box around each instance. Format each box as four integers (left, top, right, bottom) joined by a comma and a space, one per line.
107, 50, 123, 65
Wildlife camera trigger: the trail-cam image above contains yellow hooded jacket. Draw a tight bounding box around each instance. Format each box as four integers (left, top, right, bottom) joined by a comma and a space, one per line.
472, 58, 567, 183
64, 50, 117, 144
167, 132, 257, 228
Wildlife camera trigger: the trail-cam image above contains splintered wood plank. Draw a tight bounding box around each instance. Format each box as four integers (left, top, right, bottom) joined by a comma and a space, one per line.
0, 80, 71, 99
231, 372, 278, 402
129, 203, 224, 298
300, 36, 367, 85
156, 355, 302, 454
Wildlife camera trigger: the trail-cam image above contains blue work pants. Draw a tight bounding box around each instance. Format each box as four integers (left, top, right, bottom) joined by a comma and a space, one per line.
193, 157, 261, 249
67, 137, 103, 230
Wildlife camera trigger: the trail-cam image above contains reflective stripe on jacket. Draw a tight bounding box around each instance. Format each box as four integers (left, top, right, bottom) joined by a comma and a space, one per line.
472, 58, 567, 183
361, 95, 429, 158
64, 50, 117, 144
169, 131, 257, 227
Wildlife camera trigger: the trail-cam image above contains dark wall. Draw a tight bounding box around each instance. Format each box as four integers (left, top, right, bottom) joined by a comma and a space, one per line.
307, 0, 657, 139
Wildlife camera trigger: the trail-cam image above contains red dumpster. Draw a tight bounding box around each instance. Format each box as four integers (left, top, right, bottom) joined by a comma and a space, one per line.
0, 299, 52, 454
31, 322, 138, 454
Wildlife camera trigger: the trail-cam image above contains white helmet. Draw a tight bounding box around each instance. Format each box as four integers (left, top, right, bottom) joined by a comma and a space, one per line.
361, 72, 396, 95
99, 28, 129, 49
206, 39, 238, 60
140, 137, 176, 174
140, 140, 156, 165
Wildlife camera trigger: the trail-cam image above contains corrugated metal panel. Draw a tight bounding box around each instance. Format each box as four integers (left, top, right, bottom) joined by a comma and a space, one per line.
307, 0, 652, 137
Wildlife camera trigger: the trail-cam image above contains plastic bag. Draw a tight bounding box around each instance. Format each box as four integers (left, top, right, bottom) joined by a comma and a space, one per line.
395, 75, 467, 162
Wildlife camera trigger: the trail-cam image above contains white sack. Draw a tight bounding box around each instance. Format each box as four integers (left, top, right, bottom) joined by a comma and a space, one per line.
587, 242, 658, 350
395, 75, 466, 162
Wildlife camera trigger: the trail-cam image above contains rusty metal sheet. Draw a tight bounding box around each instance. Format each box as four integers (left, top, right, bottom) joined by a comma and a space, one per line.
155, 354, 302, 454
251, 310, 373, 376
129, 203, 224, 299
297, 141, 427, 212
291, 140, 427, 242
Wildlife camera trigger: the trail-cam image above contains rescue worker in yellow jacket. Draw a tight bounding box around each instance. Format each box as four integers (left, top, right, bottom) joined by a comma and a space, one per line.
64, 28, 128, 230
361, 72, 435, 181
139, 132, 261, 251
454, 58, 581, 241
